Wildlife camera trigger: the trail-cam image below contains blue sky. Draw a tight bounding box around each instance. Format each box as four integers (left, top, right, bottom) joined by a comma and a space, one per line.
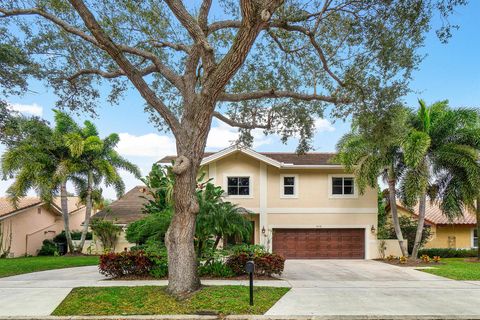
2, 2, 479, 200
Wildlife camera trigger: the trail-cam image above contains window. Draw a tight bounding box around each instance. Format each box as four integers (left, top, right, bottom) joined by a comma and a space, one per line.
331, 177, 355, 195
474, 229, 478, 248
227, 176, 250, 196
281, 175, 298, 197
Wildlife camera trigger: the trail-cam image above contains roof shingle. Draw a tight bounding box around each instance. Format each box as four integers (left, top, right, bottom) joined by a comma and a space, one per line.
398, 201, 477, 225
158, 151, 338, 166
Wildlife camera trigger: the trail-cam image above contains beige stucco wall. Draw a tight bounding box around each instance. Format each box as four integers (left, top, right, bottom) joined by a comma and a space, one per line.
426, 225, 475, 249
391, 207, 475, 249
203, 151, 378, 258
0, 205, 85, 257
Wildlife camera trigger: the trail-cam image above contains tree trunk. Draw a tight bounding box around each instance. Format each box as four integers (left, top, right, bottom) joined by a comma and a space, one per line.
412, 192, 427, 259
476, 195, 480, 259
387, 178, 408, 257
165, 155, 201, 297
60, 181, 75, 253
77, 170, 93, 253
212, 234, 222, 251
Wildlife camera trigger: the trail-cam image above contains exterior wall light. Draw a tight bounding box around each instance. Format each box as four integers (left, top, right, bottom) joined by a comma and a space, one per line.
371, 225, 376, 234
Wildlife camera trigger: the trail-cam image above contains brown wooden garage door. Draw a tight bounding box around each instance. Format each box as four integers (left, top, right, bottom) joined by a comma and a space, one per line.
272, 228, 365, 259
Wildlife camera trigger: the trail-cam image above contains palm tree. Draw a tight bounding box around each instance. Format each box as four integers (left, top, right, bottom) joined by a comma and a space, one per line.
67, 121, 141, 252
335, 105, 410, 256
1, 110, 82, 252
401, 100, 480, 258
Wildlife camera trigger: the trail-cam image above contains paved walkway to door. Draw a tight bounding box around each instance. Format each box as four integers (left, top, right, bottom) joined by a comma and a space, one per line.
266, 259, 480, 317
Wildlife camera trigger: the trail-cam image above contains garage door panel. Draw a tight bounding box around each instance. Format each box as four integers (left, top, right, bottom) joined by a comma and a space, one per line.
272, 228, 365, 259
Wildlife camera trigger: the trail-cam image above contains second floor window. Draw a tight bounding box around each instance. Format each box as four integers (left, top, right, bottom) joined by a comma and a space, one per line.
227, 176, 250, 196
332, 177, 354, 195
282, 176, 296, 196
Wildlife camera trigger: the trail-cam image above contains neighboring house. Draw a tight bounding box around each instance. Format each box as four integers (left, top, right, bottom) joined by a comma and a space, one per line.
92, 186, 150, 252
391, 201, 478, 249
0, 197, 85, 257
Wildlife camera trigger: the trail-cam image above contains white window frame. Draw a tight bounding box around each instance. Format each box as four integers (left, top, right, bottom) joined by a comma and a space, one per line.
280, 174, 299, 198
224, 174, 253, 199
328, 174, 358, 199
472, 228, 478, 248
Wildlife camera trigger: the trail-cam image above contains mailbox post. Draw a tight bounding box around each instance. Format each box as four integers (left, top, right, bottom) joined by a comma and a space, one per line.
245, 260, 255, 306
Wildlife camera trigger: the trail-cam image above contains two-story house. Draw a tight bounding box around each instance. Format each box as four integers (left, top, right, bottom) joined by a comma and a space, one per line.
159, 146, 379, 259
96, 146, 387, 258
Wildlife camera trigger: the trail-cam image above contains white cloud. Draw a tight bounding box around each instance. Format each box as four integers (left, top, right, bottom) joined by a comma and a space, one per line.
116, 133, 176, 158
206, 122, 272, 150
315, 118, 335, 133
7, 103, 43, 116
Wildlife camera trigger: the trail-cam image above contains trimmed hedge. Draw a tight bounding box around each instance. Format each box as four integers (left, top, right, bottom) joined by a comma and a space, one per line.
418, 248, 477, 258
226, 252, 285, 276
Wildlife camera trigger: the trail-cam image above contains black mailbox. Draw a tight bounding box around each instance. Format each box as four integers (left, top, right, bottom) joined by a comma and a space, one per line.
246, 260, 255, 274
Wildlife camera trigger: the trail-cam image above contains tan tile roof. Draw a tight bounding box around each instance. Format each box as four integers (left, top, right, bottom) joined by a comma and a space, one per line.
0, 196, 83, 218
92, 186, 151, 224
397, 201, 477, 225
159, 151, 338, 166
0, 197, 42, 218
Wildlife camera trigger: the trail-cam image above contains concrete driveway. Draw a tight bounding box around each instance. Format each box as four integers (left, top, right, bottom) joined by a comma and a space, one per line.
266, 259, 480, 317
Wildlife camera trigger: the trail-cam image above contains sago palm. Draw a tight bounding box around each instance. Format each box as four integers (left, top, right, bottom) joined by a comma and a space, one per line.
335, 105, 410, 256
401, 100, 480, 258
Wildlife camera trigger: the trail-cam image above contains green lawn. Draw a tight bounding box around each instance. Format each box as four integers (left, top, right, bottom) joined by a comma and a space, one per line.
53, 286, 290, 316
420, 258, 480, 280
0, 256, 99, 278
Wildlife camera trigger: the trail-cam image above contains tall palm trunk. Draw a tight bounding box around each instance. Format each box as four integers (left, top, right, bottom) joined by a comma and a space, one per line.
388, 178, 408, 257
412, 192, 427, 259
77, 170, 93, 253
60, 181, 75, 253
476, 195, 480, 259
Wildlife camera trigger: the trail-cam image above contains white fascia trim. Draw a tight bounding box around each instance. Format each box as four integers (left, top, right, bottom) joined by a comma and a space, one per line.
268, 224, 371, 229
201, 146, 282, 168
267, 207, 377, 214
281, 164, 344, 169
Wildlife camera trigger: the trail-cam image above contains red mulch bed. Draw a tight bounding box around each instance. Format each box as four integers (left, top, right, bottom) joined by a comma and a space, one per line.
108, 274, 280, 281
464, 258, 480, 263
376, 258, 444, 267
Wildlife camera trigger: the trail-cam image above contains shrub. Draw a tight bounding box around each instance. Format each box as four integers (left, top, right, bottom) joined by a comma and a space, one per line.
38, 239, 58, 256
125, 211, 171, 245
198, 261, 235, 277
226, 252, 285, 276
228, 244, 266, 256
418, 248, 477, 258
90, 218, 122, 252
382, 216, 433, 254
420, 254, 430, 263
433, 256, 441, 263
399, 256, 408, 264
98, 249, 168, 278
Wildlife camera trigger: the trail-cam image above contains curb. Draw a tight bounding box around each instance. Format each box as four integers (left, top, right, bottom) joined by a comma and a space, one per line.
1, 315, 480, 320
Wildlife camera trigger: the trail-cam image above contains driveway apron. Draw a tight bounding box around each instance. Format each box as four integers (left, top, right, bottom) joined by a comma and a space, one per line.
266, 259, 480, 316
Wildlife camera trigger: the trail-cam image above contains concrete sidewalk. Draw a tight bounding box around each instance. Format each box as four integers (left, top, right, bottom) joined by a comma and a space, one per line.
0, 266, 287, 317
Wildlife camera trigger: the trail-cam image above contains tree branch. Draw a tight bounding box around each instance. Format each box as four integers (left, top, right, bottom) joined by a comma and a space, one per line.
219, 89, 348, 103
67, 0, 181, 134
198, 0, 212, 31
66, 64, 157, 82
213, 111, 270, 129
0, 6, 184, 90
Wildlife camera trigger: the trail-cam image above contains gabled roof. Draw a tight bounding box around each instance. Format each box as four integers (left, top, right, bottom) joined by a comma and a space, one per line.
158, 146, 339, 168
92, 186, 151, 225
0, 196, 84, 220
393, 201, 477, 225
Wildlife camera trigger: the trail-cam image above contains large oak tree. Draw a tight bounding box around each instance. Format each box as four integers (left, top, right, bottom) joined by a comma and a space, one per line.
0, 0, 464, 296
